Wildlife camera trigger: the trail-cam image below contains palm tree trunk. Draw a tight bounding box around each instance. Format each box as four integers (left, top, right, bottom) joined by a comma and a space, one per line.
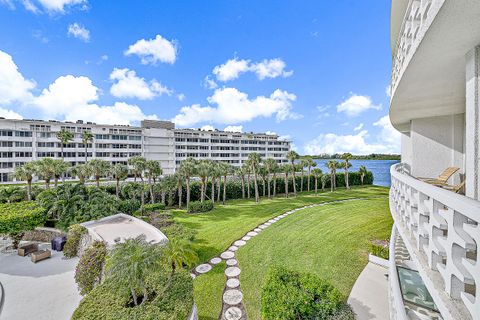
330, 171, 334, 192
284, 173, 289, 198
27, 180, 32, 201
217, 179, 221, 203
253, 170, 259, 203
241, 176, 245, 199
45, 179, 50, 189
186, 177, 191, 210
262, 179, 266, 197
116, 178, 120, 198
149, 178, 154, 203
267, 174, 271, 199
246, 174, 251, 198
178, 184, 183, 208
200, 178, 205, 202
273, 173, 277, 197
345, 169, 349, 189
54, 177, 58, 188
222, 175, 227, 204
211, 177, 215, 204
96, 176, 100, 187
300, 171, 304, 192
315, 177, 318, 193
308, 168, 311, 191
85, 144, 88, 163
361, 174, 364, 185
140, 178, 145, 212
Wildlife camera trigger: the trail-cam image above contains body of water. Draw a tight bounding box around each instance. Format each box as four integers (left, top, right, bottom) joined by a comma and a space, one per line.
313, 159, 400, 187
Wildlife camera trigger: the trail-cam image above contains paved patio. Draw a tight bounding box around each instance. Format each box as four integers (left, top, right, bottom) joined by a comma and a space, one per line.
0, 243, 81, 320
348, 262, 389, 320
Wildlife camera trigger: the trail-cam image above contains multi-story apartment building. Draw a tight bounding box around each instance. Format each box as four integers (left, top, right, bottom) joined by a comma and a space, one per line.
389, 1, 480, 320
0, 118, 290, 182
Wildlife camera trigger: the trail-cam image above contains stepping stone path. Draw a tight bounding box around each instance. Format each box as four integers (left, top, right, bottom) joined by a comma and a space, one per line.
189, 198, 366, 319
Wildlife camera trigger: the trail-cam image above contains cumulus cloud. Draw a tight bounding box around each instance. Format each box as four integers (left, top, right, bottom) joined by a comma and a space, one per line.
67, 23, 90, 42
38, 0, 87, 13
0, 50, 36, 105
211, 57, 292, 82
109, 68, 172, 100
200, 125, 214, 131
265, 130, 277, 135
224, 125, 243, 132
203, 75, 218, 89
0, 107, 23, 119
336, 94, 381, 117
173, 87, 301, 126
303, 115, 400, 155
354, 123, 364, 131
125, 34, 177, 65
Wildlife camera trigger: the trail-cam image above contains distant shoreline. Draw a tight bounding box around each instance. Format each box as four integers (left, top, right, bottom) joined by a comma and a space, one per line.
301, 154, 401, 161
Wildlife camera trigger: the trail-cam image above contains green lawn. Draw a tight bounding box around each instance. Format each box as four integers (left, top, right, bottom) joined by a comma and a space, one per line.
172, 186, 391, 320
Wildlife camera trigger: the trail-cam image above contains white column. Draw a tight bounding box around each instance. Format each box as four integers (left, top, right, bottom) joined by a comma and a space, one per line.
465, 46, 480, 199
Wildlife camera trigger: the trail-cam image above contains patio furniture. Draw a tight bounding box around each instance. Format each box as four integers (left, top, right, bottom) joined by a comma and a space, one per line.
51, 236, 67, 251
417, 167, 459, 184
31, 250, 51, 263
18, 243, 39, 257
433, 180, 466, 194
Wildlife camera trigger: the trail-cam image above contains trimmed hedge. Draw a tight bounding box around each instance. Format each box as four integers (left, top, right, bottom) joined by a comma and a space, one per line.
0, 202, 46, 247
72, 269, 194, 320
187, 201, 214, 214
64, 224, 88, 258
75, 241, 107, 295
261, 267, 354, 320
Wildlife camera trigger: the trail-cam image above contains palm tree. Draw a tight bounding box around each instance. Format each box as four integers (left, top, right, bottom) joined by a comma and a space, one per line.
106, 236, 163, 306
219, 162, 231, 205
56, 129, 74, 183
128, 156, 147, 210
359, 165, 367, 186
210, 162, 221, 204
258, 165, 268, 197
13, 162, 35, 200
196, 160, 211, 202
272, 161, 279, 197
0, 186, 25, 203
81, 131, 94, 163
248, 153, 262, 203
162, 238, 198, 275
110, 163, 128, 198
299, 159, 308, 192
178, 158, 196, 211
243, 163, 251, 199
174, 172, 184, 208
236, 166, 246, 199
145, 160, 162, 203
326, 160, 339, 191
52, 159, 69, 188
311, 168, 323, 193
70, 163, 92, 184
321, 174, 330, 192
281, 164, 291, 198
341, 153, 353, 189
286, 151, 299, 196
264, 158, 277, 199
88, 158, 111, 187
305, 157, 316, 192
35, 158, 56, 189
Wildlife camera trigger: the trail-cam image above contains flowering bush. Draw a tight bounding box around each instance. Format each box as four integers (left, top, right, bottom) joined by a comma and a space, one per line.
75, 241, 107, 295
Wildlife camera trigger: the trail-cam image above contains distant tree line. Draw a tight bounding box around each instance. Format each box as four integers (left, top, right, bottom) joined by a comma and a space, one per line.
302, 153, 400, 160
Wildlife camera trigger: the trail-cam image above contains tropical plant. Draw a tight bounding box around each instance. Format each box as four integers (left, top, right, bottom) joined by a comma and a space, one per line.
236, 166, 247, 199
258, 165, 268, 197
75, 241, 107, 295
187, 200, 214, 213
110, 163, 129, 198
174, 171, 184, 208
196, 160, 211, 202
178, 157, 197, 211
359, 165, 367, 185
52, 159, 69, 188
162, 238, 198, 275
321, 173, 330, 192
305, 157, 316, 192
326, 160, 340, 192
209, 161, 221, 204
264, 158, 277, 199
243, 162, 251, 199
88, 158, 111, 187
35, 157, 56, 189
71, 163, 92, 184
299, 159, 308, 192
63, 224, 88, 258
248, 153, 262, 203
105, 236, 163, 306
286, 151, 299, 196
128, 156, 147, 182
312, 168, 323, 193
280, 164, 291, 198
0, 187, 25, 203
81, 131, 94, 162
56, 128, 74, 183
13, 162, 35, 200
219, 162, 231, 204
341, 153, 353, 189
145, 160, 162, 203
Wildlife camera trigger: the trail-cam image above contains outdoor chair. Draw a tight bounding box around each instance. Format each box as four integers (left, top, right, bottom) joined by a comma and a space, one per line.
433, 180, 465, 194
31, 249, 51, 263
417, 167, 459, 185
18, 243, 39, 257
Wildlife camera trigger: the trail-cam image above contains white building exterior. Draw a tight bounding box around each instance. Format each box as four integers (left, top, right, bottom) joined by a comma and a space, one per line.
0, 118, 290, 181
389, 1, 480, 319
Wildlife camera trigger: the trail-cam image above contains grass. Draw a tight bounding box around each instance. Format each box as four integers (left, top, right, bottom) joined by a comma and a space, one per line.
237, 197, 393, 319
172, 185, 391, 320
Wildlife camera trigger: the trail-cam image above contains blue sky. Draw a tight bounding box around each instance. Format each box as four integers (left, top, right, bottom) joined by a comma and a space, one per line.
0, 0, 399, 155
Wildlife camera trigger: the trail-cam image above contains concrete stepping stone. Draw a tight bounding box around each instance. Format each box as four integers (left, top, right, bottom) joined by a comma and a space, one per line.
210, 257, 222, 265
190, 273, 196, 279
241, 236, 251, 241
254, 228, 262, 232
195, 264, 212, 274
228, 245, 239, 252
268, 219, 276, 223
225, 306, 243, 320
221, 251, 235, 259
226, 258, 238, 266
259, 225, 268, 229
264, 222, 272, 226
247, 231, 258, 237
226, 278, 240, 288
223, 289, 243, 305
225, 266, 241, 277
234, 240, 246, 247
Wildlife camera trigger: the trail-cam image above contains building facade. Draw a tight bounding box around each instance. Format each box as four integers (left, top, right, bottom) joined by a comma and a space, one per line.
389, 1, 480, 320
0, 118, 290, 181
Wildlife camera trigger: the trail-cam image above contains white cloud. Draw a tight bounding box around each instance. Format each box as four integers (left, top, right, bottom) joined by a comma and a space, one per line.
22, 0, 39, 13
354, 123, 364, 131
125, 34, 177, 65
176, 93, 186, 101
265, 130, 277, 135
211, 57, 292, 82
203, 75, 218, 89
0, 50, 35, 105
67, 23, 90, 42
303, 115, 400, 155
316, 105, 331, 118
173, 87, 301, 126
224, 125, 243, 132
336, 94, 381, 117
0, 0, 15, 10
38, 0, 87, 13
0, 107, 23, 119
200, 125, 215, 131
109, 68, 172, 100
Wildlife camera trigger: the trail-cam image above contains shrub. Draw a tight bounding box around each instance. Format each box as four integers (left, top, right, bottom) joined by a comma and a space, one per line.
118, 199, 141, 215
75, 241, 107, 295
0, 202, 46, 248
133, 203, 166, 216
261, 267, 347, 320
187, 201, 213, 214
64, 224, 88, 258
162, 224, 196, 242
370, 242, 389, 260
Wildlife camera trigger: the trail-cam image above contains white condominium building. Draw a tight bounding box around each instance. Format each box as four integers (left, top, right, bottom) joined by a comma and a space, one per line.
389, 1, 480, 320
0, 118, 290, 182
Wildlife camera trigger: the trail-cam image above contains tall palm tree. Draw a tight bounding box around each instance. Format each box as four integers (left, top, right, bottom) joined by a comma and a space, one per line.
162, 238, 198, 276
264, 158, 277, 199
145, 160, 163, 203
128, 156, 147, 210
281, 164, 291, 198
272, 161, 279, 197
321, 174, 330, 192
311, 168, 323, 194
35, 158, 56, 189
13, 162, 35, 200
174, 172, 184, 208
258, 165, 268, 197
299, 159, 308, 192
110, 163, 128, 198
196, 160, 211, 202
286, 151, 299, 196
56, 128, 74, 183
88, 158, 111, 187
359, 165, 368, 186
178, 158, 196, 211
305, 157, 316, 192
210, 162, 221, 204
326, 160, 339, 192
219, 162, 231, 205
81, 131, 94, 163
243, 163, 251, 199
248, 153, 262, 203
236, 166, 246, 199
341, 153, 353, 189
52, 159, 69, 188
70, 163, 92, 184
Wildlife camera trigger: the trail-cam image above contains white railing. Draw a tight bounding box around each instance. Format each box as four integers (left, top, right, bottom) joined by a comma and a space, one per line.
391, 0, 445, 96
388, 224, 409, 320
390, 163, 479, 320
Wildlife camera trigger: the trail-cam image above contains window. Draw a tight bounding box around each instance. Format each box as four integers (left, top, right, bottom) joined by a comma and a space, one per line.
129, 135, 142, 141
15, 152, 32, 158
15, 131, 33, 137
111, 135, 127, 140
0, 131, 12, 137
95, 134, 110, 140
15, 141, 32, 147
